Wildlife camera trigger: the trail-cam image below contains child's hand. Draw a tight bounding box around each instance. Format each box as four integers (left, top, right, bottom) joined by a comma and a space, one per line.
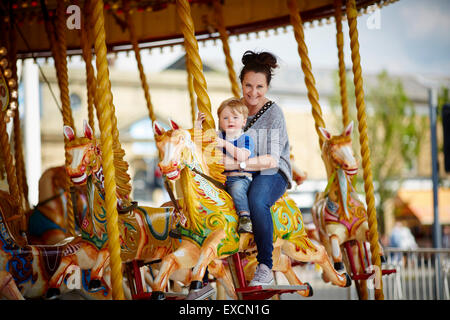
215, 137, 225, 148
195, 112, 205, 129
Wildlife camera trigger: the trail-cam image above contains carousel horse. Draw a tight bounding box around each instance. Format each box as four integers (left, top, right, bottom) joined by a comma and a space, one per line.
55, 121, 236, 299
151, 120, 351, 300
26, 166, 88, 245
0, 189, 111, 300
311, 122, 385, 282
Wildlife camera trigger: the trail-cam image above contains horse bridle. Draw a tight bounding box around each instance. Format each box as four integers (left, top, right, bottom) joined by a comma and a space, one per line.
183, 160, 225, 190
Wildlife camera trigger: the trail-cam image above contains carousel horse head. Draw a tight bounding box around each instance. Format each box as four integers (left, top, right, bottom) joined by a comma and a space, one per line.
153, 119, 224, 183
153, 120, 192, 181
318, 121, 358, 176
63, 120, 101, 185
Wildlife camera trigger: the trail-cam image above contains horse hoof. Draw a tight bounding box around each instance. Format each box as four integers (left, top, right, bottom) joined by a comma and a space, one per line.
186, 283, 215, 300
151, 291, 166, 300
305, 282, 314, 297
344, 273, 352, 287
334, 262, 345, 272
189, 280, 203, 291
46, 288, 60, 300
88, 279, 102, 290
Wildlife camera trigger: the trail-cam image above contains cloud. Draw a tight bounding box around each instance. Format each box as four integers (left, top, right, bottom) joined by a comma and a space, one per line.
399, 1, 450, 40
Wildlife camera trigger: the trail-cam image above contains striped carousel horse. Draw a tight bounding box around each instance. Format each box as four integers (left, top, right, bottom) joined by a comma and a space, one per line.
311, 122, 386, 296
150, 120, 351, 300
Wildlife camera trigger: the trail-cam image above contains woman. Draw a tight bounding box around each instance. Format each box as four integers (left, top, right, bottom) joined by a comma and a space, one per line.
223, 50, 293, 286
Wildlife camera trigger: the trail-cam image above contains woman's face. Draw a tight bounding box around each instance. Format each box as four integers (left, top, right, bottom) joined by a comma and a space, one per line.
241, 71, 268, 109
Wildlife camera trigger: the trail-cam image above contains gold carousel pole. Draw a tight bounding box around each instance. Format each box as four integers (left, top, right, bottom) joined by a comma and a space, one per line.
185, 58, 197, 128
176, 0, 215, 131
79, 0, 96, 134
346, 0, 384, 300
8, 17, 30, 212
123, 0, 156, 124
335, 0, 369, 300
90, 0, 125, 300
0, 49, 26, 247
86, 0, 132, 205
334, 0, 350, 128
0, 105, 23, 227
43, 1, 77, 237
286, 0, 326, 149
212, 0, 240, 98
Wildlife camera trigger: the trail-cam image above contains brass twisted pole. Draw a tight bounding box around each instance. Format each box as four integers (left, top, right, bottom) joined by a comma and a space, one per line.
54, 1, 76, 236
287, 0, 326, 149
213, 0, 240, 98
346, 0, 383, 300
91, 0, 125, 300
0, 40, 26, 246
9, 16, 30, 212
176, 0, 215, 131
185, 57, 197, 127
334, 0, 350, 128
79, 0, 96, 133
0, 108, 26, 246
335, 0, 368, 300
86, 0, 132, 204
124, 1, 156, 123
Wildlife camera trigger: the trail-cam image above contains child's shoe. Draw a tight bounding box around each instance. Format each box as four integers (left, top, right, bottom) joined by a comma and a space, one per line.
238, 215, 253, 233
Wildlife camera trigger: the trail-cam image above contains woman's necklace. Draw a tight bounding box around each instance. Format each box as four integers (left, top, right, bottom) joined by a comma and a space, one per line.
244, 100, 274, 132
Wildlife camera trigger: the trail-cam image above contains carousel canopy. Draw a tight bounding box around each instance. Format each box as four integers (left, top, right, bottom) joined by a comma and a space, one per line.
0, 0, 391, 59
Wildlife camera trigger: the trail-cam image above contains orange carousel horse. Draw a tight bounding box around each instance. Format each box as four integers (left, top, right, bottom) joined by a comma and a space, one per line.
53, 121, 235, 299
150, 120, 351, 300
311, 122, 385, 295
0, 189, 111, 300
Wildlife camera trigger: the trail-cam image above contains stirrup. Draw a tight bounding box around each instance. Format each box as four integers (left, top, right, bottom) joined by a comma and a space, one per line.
169, 228, 182, 239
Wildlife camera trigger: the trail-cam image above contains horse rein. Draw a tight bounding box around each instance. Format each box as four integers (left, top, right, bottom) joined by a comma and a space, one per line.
33, 190, 66, 209
183, 161, 226, 190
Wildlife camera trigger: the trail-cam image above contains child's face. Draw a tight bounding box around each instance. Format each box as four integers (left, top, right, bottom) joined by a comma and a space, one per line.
218, 106, 247, 135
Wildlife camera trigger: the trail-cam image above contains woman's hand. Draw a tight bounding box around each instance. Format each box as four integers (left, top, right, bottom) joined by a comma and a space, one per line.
223, 155, 239, 170
222, 154, 278, 171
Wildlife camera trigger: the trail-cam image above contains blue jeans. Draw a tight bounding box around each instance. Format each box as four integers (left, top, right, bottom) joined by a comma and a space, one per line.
225, 175, 252, 215
248, 172, 287, 269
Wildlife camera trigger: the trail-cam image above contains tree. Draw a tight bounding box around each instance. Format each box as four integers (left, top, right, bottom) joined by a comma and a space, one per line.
329, 70, 427, 234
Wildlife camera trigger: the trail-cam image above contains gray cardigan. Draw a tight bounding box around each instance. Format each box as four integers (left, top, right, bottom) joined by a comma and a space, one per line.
245, 101, 293, 189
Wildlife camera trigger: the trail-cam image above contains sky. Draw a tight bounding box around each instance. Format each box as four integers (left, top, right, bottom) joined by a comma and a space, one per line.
96, 0, 450, 79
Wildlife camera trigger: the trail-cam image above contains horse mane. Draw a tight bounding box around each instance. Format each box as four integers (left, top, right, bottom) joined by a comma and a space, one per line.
189, 128, 226, 185
329, 134, 351, 146
323, 134, 352, 163
111, 141, 133, 201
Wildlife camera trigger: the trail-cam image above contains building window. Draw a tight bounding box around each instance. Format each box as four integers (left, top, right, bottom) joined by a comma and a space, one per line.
70, 93, 82, 110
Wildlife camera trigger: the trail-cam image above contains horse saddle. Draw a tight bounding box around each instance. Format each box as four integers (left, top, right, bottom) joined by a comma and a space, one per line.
35, 236, 82, 279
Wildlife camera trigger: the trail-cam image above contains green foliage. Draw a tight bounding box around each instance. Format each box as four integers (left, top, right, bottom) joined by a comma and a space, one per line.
329, 70, 427, 233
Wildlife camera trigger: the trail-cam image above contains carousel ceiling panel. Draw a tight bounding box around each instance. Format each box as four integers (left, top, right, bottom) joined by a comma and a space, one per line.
1, 0, 390, 58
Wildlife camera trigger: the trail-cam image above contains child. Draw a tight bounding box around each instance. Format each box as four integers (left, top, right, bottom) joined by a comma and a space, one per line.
196, 97, 254, 233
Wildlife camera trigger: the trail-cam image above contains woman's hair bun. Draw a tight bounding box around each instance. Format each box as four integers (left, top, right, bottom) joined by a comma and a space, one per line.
241, 50, 278, 69
239, 50, 278, 85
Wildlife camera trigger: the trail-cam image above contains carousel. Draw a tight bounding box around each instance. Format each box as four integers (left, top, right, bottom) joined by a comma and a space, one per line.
0, 0, 397, 300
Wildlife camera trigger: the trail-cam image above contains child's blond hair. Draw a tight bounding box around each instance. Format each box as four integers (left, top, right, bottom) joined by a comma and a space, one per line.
217, 98, 248, 119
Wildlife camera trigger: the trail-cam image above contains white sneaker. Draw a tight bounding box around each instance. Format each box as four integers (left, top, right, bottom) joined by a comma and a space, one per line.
249, 263, 274, 287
